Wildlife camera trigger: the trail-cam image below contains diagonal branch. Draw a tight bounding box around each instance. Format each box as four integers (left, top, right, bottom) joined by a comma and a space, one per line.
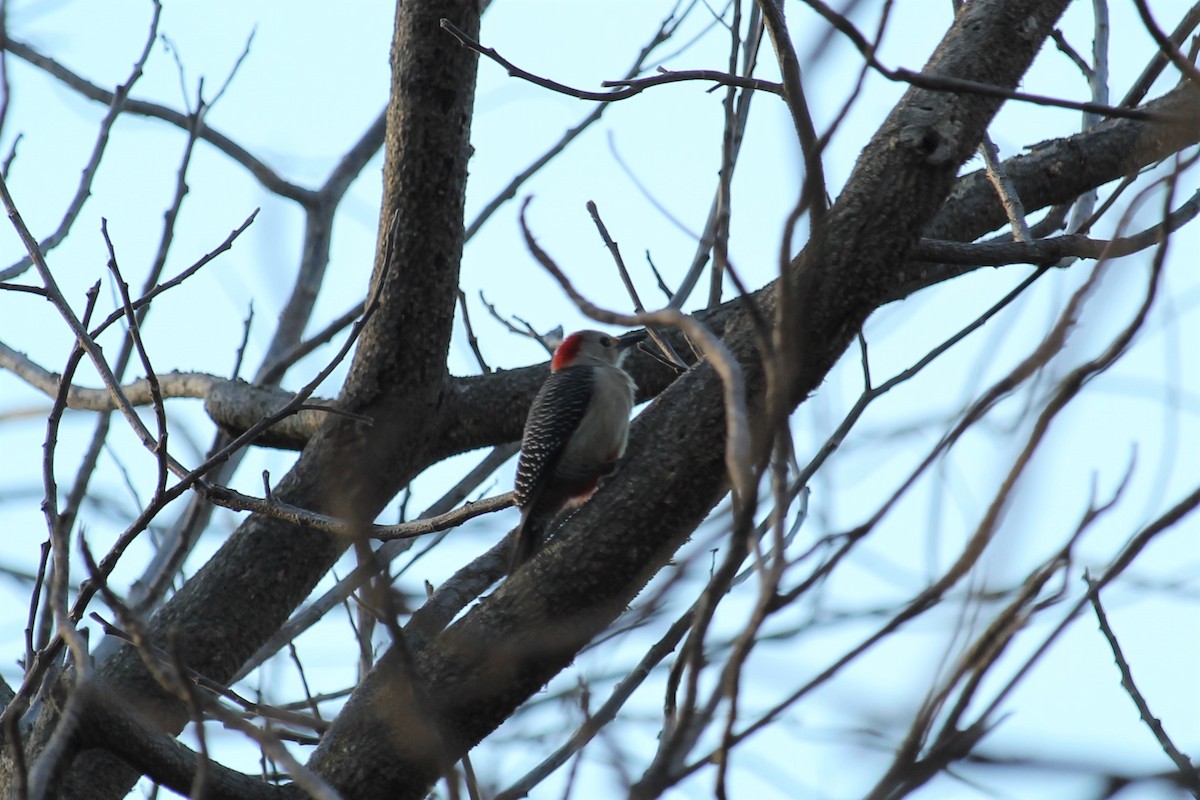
0, 37, 314, 205
45, 2, 484, 797
303, 4, 1078, 799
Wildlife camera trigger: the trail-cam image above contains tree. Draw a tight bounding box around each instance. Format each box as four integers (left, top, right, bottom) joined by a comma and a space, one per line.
1, 0, 1198, 798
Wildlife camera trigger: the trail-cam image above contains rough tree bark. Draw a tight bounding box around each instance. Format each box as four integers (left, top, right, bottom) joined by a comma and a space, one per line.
29, 1, 484, 797
303, 1, 1081, 797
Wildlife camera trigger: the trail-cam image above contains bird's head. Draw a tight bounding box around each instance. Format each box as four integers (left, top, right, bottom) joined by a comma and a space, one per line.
551, 329, 645, 371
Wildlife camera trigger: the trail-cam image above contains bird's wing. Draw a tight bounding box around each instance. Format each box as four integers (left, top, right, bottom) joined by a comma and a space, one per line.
513, 365, 594, 510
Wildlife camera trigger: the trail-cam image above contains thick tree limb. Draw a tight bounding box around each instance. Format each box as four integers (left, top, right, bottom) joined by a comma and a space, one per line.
928, 82, 1200, 243
46, 2, 482, 797
914, 190, 1200, 265
304, 2, 1076, 797
74, 686, 288, 800
17, 72, 1181, 459
437, 82, 1199, 459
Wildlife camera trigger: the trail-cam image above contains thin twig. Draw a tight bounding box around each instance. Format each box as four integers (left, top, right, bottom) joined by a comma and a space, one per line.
1120, 4, 1200, 107
87, 209, 259, 341
233, 443, 519, 682
2, 37, 313, 205
457, 289, 490, 373
757, 0, 827, 230
800, 0, 1188, 122
462, 5, 692, 241
1085, 576, 1200, 794
586, 200, 686, 370
0, 2, 163, 281
0, 208, 388, 734
1131, 0, 1200, 91
671, 11, 762, 309
978, 135, 1032, 242
103, 220, 171, 496
913, 188, 1200, 265
441, 18, 767, 104
200, 484, 512, 540
259, 300, 365, 384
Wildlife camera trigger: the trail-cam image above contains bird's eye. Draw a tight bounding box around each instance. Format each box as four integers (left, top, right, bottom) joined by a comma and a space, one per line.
600, 336, 613, 347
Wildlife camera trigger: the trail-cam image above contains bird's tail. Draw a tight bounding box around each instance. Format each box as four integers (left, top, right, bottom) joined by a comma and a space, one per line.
509, 506, 552, 573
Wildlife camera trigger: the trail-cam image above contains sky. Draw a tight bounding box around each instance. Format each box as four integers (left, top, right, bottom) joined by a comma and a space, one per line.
0, 1, 1197, 798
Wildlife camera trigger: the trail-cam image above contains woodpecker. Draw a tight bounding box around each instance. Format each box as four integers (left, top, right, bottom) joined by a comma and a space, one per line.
511, 329, 645, 569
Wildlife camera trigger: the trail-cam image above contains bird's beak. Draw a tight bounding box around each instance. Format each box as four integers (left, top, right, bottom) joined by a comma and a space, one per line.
617, 330, 647, 349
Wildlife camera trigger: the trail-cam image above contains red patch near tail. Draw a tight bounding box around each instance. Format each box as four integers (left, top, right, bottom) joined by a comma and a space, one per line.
564, 481, 599, 508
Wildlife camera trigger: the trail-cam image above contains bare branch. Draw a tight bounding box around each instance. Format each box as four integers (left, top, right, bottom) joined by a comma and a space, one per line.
978, 135, 1032, 241
757, 0, 827, 229
233, 442, 518, 682
441, 18, 772, 104
799, 0, 1189, 122
464, 5, 696, 241
1121, 4, 1200, 106
0, 2, 162, 282
914, 188, 1200, 265
0, 38, 314, 205
602, 68, 780, 96
0, 346, 222, 410
199, 483, 512, 541
1086, 579, 1200, 793
1131, 0, 1200, 91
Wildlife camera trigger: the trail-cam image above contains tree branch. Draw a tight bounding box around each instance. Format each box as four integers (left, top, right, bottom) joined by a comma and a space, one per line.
303, 4, 1079, 798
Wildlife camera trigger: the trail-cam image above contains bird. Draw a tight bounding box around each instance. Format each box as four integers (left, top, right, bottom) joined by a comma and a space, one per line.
510, 329, 644, 570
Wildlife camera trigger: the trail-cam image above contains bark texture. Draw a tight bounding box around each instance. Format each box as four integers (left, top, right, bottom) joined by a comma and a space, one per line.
46, 2, 483, 797
305, 2, 1079, 798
